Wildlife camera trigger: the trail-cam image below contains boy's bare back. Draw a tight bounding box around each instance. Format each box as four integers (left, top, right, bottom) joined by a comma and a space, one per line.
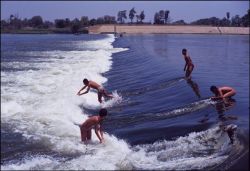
88, 81, 101, 90
82, 116, 100, 129
219, 86, 235, 93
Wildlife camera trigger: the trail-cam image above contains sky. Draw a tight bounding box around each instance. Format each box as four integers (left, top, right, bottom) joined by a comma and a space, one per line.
1, 1, 249, 23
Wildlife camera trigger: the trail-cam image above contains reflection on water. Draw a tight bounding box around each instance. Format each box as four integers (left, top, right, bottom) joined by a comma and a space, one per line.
215, 98, 238, 122
215, 98, 236, 114
199, 98, 237, 123
186, 78, 201, 98
199, 98, 238, 144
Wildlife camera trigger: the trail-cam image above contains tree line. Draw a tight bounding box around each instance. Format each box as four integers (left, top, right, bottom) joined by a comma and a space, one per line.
1, 8, 249, 33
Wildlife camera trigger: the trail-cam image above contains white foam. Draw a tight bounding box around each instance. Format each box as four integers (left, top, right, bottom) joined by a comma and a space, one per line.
1, 34, 127, 151
101, 90, 123, 108
126, 126, 231, 170
156, 98, 215, 117
1, 126, 233, 170
1, 156, 60, 170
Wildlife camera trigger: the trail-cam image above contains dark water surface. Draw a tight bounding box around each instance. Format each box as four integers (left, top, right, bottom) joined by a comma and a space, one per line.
1, 34, 249, 170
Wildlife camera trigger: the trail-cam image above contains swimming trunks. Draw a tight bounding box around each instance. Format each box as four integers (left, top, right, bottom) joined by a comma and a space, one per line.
81, 126, 95, 131
97, 87, 105, 93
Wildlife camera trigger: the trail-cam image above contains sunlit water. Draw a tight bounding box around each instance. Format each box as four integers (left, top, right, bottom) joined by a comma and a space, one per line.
1, 34, 249, 170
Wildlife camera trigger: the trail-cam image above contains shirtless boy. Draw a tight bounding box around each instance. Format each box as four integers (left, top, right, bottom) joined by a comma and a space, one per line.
210, 86, 236, 100
77, 78, 113, 103
77, 108, 108, 143
182, 48, 194, 79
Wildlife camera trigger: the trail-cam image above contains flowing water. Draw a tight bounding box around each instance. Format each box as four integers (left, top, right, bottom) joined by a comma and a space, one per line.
1, 34, 249, 170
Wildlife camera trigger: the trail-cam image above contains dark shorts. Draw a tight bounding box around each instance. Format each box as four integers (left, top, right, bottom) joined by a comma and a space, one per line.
98, 87, 105, 95
188, 64, 194, 70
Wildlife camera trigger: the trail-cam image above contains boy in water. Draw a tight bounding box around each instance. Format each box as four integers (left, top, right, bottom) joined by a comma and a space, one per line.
210, 86, 236, 101
77, 78, 113, 103
182, 48, 194, 79
76, 108, 108, 143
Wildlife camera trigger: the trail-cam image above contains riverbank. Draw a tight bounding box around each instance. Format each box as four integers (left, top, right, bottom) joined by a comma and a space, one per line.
2, 25, 249, 35
89, 25, 249, 35
1, 27, 88, 34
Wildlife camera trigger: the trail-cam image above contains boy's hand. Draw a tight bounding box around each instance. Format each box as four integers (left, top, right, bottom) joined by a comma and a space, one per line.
211, 96, 224, 101
100, 138, 104, 143
211, 97, 218, 101
211, 97, 216, 100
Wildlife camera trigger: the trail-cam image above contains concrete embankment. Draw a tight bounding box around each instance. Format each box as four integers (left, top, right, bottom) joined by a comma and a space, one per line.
88, 25, 249, 35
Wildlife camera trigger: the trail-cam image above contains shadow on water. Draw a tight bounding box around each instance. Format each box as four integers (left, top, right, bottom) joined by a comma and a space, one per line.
105, 98, 214, 130
198, 97, 241, 158
199, 98, 238, 124
119, 76, 185, 97
186, 78, 201, 99
211, 128, 249, 171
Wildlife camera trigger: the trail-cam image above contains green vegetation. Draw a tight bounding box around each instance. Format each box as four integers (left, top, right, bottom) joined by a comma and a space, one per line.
129, 8, 136, 23
1, 9, 249, 34
154, 10, 170, 24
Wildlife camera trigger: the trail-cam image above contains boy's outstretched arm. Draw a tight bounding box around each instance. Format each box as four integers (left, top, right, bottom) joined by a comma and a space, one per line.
77, 85, 87, 95
211, 89, 224, 100
104, 90, 113, 98
218, 89, 224, 99
184, 63, 187, 71
100, 125, 104, 140
95, 124, 104, 143
78, 86, 90, 95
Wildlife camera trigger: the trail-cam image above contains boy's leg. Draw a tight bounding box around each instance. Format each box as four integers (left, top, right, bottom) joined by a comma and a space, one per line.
186, 70, 191, 78
186, 65, 194, 78
87, 130, 92, 140
98, 92, 102, 103
103, 89, 113, 98
80, 127, 87, 142
189, 65, 194, 74
223, 91, 236, 98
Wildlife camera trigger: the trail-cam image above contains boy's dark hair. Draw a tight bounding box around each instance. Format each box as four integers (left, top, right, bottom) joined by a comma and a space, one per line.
83, 78, 89, 85
99, 108, 108, 117
210, 85, 217, 92
210, 85, 219, 96
182, 48, 187, 54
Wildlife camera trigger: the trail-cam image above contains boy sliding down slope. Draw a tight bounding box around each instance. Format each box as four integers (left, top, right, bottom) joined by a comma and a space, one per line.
75, 108, 108, 144
77, 78, 113, 103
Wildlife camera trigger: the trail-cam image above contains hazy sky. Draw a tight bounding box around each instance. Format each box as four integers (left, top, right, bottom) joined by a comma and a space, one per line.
1, 1, 249, 23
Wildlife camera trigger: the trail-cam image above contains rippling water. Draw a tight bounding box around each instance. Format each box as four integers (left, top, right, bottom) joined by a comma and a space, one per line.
1, 34, 249, 170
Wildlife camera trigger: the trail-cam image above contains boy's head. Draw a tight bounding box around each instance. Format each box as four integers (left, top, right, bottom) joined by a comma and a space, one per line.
210, 85, 219, 95
182, 48, 187, 55
83, 78, 89, 85
99, 108, 108, 118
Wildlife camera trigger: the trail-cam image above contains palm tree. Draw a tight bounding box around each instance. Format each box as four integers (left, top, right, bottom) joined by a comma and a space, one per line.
140, 11, 145, 23
165, 10, 170, 24
129, 8, 136, 23
154, 12, 160, 24
136, 15, 140, 23
226, 12, 230, 26
121, 10, 127, 23
159, 10, 165, 24
117, 11, 122, 24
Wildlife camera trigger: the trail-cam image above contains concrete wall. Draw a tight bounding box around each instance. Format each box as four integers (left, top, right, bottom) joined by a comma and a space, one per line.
88, 25, 249, 35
